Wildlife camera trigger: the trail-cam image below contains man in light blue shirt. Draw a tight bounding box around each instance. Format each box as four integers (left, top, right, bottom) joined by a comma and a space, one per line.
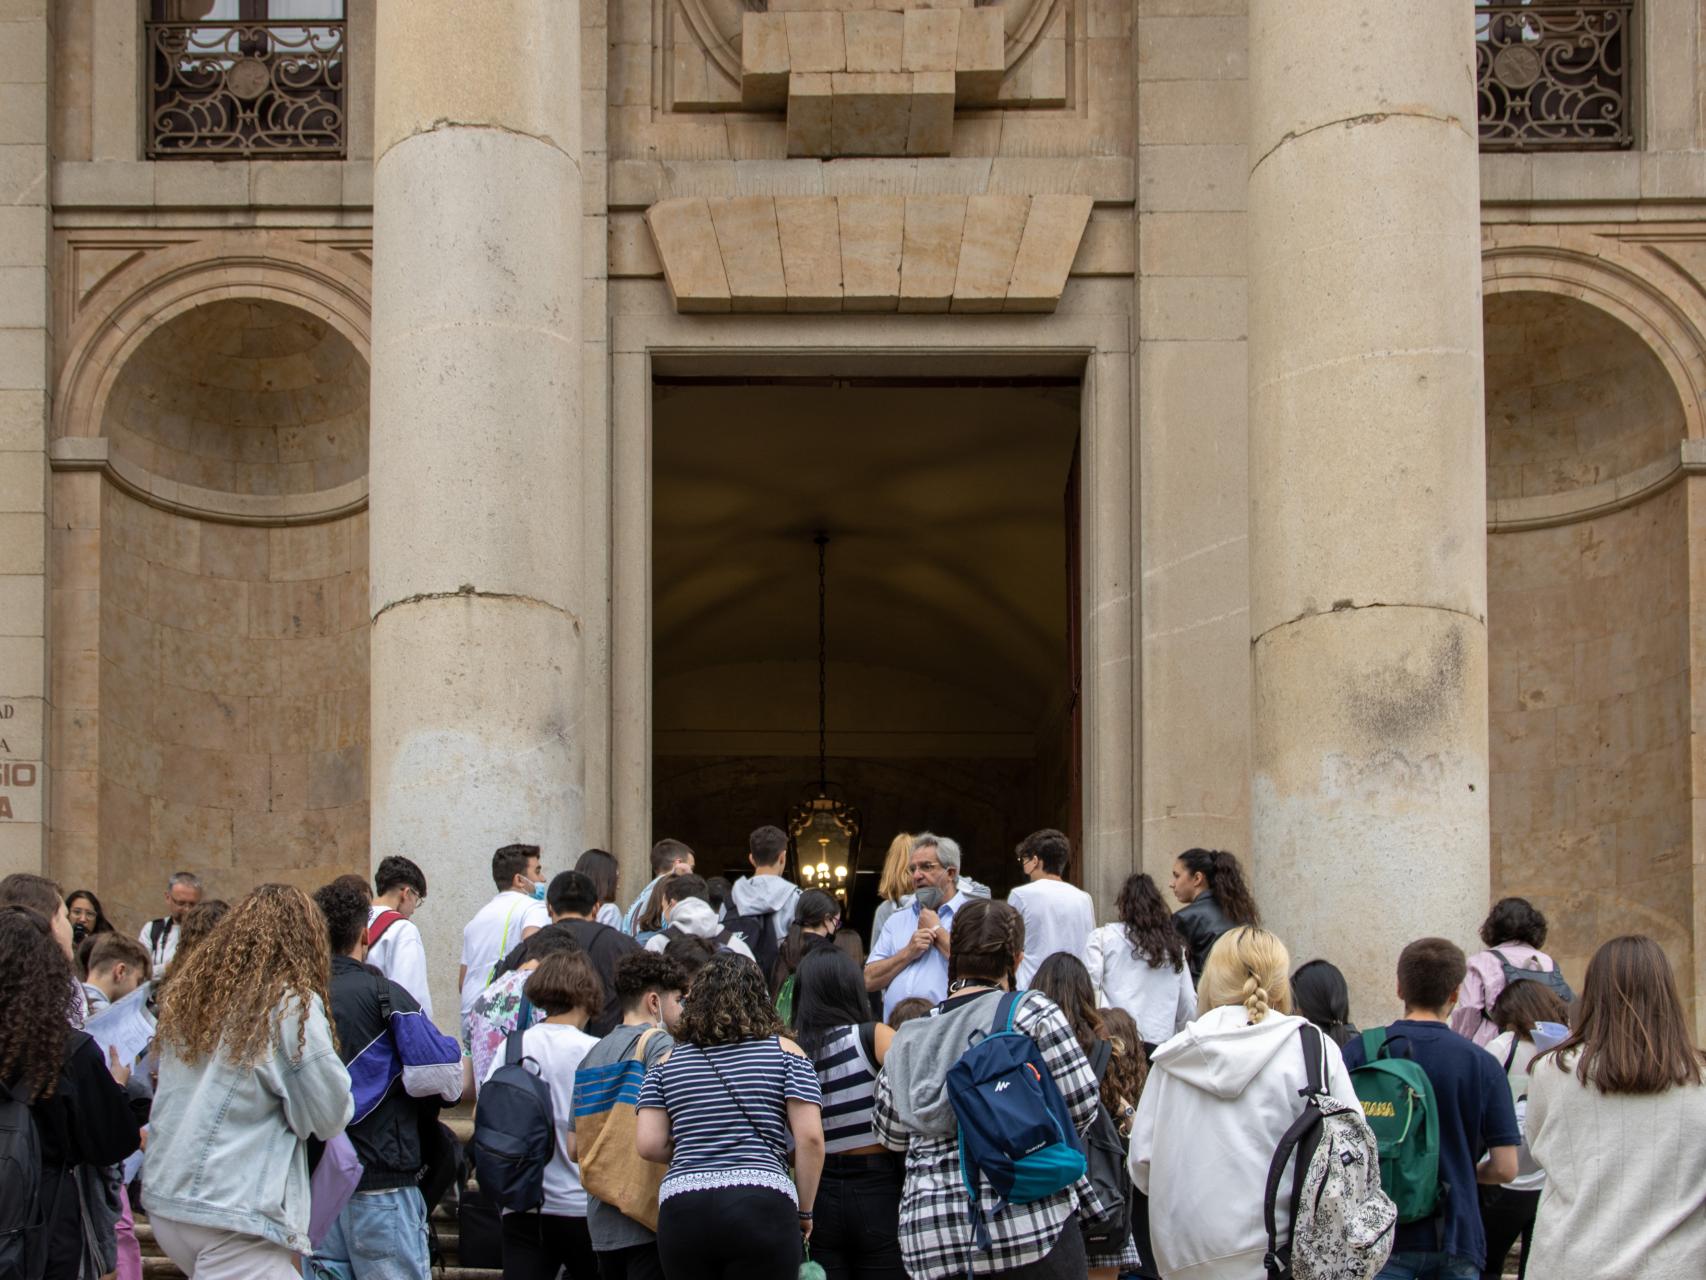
865, 832, 970, 1019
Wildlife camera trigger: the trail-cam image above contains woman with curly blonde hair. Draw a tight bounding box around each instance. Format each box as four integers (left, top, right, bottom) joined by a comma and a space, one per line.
142, 884, 354, 1280
1129, 927, 1367, 1280
637, 951, 825, 1278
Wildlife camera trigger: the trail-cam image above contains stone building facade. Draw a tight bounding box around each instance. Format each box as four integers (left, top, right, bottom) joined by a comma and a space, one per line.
3, 0, 1704, 1023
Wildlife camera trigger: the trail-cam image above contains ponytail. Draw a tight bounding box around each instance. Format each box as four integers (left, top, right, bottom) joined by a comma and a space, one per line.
1208, 850, 1260, 927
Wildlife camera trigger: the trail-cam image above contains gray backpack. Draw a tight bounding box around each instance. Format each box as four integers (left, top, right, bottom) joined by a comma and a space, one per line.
1491, 949, 1574, 1008
1262, 1024, 1396, 1280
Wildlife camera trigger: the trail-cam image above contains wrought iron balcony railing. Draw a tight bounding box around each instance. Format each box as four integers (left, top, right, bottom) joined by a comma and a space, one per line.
1477, 1, 1634, 151
147, 18, 345, 159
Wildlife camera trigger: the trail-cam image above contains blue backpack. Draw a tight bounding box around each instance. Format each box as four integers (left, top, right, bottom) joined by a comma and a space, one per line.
470, 1029, 555, 1212
947, 991, 1088, 1250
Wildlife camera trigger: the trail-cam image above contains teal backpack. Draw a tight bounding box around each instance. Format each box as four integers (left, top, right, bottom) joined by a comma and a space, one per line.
1348, 1028, 1442, 1224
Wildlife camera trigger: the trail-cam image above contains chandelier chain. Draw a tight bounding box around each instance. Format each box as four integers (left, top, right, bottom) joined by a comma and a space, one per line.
816, 532, 828, 792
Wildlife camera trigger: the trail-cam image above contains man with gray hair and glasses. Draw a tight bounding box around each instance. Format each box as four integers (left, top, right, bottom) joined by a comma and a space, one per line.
864, 833, 973, 1019
139, 869, 203, 970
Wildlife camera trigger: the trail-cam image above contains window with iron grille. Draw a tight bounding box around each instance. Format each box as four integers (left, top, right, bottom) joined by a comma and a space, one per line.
1476, 1, 1635, 151
147, 0, 346, 159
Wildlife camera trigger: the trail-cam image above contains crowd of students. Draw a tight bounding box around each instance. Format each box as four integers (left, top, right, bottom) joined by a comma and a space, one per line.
1, 824, 1704, 1280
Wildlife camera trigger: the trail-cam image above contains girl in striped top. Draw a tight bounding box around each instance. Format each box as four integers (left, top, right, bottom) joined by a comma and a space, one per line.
636, 951, 824, 1278
793, 946, 905, 1279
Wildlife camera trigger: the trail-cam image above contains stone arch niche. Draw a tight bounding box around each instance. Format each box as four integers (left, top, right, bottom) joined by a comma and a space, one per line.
90, 297, 370, 924
1484, 288, 1693, 1007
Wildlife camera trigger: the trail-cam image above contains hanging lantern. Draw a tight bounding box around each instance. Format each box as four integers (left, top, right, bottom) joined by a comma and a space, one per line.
788, 532, 862, 900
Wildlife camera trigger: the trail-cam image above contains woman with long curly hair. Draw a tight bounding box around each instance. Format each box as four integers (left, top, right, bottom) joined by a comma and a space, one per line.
142, 884, 354, 1280
1085, 872, 1196, 1054
2, 903, 140, 1280
1031, 953, 1141, 1280
636, 951, 825, 1279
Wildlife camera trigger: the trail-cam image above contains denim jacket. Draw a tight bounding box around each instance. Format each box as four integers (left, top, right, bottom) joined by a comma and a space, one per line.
142, 994, 354, 1253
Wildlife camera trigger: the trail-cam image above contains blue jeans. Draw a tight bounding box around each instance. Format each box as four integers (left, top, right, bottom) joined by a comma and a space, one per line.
1377, 1253, 1479, 1280
309, 1185, 431, 1280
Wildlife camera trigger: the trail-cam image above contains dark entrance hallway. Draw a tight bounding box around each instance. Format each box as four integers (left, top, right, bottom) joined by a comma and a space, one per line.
650, 379, 1082, 931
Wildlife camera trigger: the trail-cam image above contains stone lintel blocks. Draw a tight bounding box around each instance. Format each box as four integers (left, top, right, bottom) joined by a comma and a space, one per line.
645, 193, 1092, 315
742, 7, 1004, 157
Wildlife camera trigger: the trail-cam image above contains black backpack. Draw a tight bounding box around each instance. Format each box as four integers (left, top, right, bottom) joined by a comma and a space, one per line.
0, 1075, 46, 1280
1078, 1039, 1134, 1255
743, 908, 783, 980
470, 1030, 555, 1212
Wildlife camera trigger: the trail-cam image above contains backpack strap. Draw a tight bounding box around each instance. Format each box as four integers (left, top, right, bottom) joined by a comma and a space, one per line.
504, 1027, 528, 1068
1502, 1036, 1519, 1075
1262, 1025, 1328, 1280
1359, 1026, 1388, 1063
374, 975, 393, 1027
149, 918, 167, 957
1299, 1022, 1326, 1097
368, 909, 404, 948
1088, 1035, 1113, 1084
993, 989, 1024, 1034
857, 1020, 878, 1069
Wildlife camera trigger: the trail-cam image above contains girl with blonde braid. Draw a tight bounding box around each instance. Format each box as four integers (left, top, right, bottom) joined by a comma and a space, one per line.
1127, 927, 1361, 1280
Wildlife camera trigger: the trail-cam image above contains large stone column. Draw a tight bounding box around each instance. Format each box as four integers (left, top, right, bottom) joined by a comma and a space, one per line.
1247, 1, 1489, 1018
370, 2, 583, 1016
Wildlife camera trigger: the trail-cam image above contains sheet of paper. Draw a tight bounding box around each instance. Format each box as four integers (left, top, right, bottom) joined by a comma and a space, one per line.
84, 984, 156, 1068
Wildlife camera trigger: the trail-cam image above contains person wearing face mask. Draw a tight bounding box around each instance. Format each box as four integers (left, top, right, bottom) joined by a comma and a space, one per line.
864, 833, 970, 1020
457, 843, 550, 1036
643, 874, 758, 961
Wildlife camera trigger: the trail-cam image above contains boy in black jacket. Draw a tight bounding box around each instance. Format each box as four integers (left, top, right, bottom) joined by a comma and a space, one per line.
310, 881, 463, 1280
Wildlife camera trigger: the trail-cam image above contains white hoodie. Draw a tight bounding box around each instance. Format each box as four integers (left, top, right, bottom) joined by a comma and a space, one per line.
643, 897, 756, 961
1127, 1004, 1357, 1280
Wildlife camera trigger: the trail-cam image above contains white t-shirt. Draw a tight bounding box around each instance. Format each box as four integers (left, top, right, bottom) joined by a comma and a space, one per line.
139, 918, 180, 971
367, 904, 434, 1020
1008, 878, 1096, 987
482, 1020, 597, 1216
459, 891, 550, 1021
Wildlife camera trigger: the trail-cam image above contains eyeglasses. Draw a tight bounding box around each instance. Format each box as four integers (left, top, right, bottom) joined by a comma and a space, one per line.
911, 860, 941, 874
1016, 853, 1033, 867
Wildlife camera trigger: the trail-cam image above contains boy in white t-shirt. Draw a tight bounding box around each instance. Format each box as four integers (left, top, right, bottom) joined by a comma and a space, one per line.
367, 854, 434, 1019
1007, 828, 1095, 988
459, 843, 551, 1028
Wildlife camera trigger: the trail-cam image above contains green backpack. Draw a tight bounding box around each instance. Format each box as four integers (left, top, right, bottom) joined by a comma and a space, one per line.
1349, 1027, 1442, 1224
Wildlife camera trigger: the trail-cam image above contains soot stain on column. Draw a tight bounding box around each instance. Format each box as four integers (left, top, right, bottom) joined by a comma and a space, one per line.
1343, 623, 1466, 743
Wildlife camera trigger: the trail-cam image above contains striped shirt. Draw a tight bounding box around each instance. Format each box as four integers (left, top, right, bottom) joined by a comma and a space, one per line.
813, 1024, 880, 1153
637, 1036, 822, 1203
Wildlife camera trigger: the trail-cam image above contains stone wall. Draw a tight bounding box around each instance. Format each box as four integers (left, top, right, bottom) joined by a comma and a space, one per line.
97, 489, 369, 924
1489, 485, 1693, 1000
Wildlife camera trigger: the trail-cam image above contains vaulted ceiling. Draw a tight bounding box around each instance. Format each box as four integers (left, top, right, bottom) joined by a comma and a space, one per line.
652, 381, 1081, 728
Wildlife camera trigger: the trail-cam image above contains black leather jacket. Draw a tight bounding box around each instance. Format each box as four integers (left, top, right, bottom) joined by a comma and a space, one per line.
1174, 892, 1235, 980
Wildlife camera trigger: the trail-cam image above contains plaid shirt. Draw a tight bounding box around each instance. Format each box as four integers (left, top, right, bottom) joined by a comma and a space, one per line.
872, 990, 1103, 1279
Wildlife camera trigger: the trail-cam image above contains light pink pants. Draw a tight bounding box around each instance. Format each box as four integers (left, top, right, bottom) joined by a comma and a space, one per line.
113, 1184, 141, 1280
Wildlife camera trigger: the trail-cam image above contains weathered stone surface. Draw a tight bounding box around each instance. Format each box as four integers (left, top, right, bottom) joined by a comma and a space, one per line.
1007, 194, 1095, 311
951, 195, 1029, 312
707, 196, 787, 311
774, 196, 843, 311
831, 72, 914, 156
837, 194, 905, 310
898, 195, 967, 313
954, 6, 1004, 105
741, 12, 790, 109
786, 72, 835, 157
645, 197, 732, 311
